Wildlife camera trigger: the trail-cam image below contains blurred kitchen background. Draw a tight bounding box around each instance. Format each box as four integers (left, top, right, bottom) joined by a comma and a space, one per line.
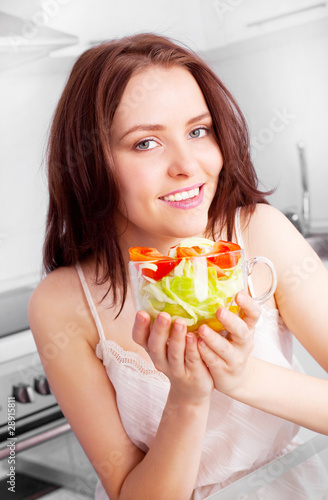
0, 1, 328, 498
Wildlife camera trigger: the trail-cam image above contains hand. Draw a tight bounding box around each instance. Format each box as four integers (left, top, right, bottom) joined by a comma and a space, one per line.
132, 311, 214, 404
197, 292, 261, 397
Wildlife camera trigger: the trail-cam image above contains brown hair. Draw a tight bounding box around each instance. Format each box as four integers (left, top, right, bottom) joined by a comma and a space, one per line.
43, 32, 271, 314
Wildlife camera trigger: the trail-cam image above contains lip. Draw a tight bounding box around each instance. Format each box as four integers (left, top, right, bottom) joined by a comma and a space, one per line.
159, 183, 204, 210
159, 182, 204, 199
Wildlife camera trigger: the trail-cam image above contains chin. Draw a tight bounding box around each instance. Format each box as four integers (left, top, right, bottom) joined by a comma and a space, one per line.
168, 220, 209, 239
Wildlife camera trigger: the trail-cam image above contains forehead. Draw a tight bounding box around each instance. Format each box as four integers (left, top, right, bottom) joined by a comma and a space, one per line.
113, 65, 209, 126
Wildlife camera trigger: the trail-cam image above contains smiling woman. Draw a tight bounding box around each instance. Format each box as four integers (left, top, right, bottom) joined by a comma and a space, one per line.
28, 33, 328, 500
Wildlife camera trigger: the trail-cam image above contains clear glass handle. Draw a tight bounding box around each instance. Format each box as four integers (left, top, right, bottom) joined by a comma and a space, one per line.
247, 256, 277, 304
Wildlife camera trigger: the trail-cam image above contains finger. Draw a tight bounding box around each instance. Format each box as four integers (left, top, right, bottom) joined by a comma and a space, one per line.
147, 312, 171, 368
213, 294, 260, 348
198, 324, 235, 364
235, 291, 261, 331
167, 319, 187, 377
132, 311, 151, 350
184, 331, 203, 369
214, 307, 253, 349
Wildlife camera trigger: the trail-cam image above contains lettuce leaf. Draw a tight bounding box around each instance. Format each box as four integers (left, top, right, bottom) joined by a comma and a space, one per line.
135, 257, 244, 330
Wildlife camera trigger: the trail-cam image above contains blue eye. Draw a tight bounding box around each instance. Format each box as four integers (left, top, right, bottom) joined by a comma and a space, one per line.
136, 139, 157, 150
189, 128, 208, 139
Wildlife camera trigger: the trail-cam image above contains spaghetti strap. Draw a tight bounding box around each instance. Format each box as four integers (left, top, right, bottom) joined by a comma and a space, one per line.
234, 207, 257, 298
75, 262, 106, 342
234, 207, 244, 248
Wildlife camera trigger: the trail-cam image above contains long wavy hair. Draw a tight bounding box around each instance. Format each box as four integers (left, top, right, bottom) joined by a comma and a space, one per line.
43, 32, 271, 315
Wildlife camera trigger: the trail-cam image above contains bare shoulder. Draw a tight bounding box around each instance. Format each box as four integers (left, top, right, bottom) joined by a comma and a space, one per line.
240, 202, 327, 290
28, 264, 97, 349
29, 264, 81, 303
240, 203, 305, 260
241, 202, 288, 238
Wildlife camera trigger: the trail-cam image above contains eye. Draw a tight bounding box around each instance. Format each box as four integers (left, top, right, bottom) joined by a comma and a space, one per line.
135, 139, 158, 151
189, 127, 208, 139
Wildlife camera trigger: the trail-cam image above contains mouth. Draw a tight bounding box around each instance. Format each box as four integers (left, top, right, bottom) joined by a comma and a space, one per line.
159, 183, 203, 202
158, 183, 204, 209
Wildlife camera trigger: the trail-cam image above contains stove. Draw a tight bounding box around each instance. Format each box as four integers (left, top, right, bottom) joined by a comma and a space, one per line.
0, 285, 97, 498
0, 285, 65, 457
0, 329, 64, 454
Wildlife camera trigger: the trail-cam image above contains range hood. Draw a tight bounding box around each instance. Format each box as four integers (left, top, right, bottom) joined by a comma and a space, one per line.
0, 11, 79, 71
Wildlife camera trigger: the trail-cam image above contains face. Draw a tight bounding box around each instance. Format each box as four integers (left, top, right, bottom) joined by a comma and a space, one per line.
110, 65, 223, 252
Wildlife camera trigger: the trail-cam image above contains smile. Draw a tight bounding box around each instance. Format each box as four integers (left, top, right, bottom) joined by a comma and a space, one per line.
159, 184, 204, 210
162, 186, 199, 202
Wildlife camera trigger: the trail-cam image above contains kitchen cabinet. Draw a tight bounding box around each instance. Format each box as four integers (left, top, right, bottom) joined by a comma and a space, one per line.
200, 0, 328, 50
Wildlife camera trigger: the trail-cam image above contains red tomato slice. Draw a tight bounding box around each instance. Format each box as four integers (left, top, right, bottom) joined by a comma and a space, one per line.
213, 240, 241, 253
129, 247, 165, 261
207, 240, 241, 269
175, 246, 203, 258
142, 259, 179, 280
128, 247, 178, 280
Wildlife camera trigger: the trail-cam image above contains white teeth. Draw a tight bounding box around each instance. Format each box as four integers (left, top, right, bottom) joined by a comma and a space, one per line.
163, 186, 200, 202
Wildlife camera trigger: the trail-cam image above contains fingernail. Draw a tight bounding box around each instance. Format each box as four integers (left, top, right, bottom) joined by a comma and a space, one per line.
174, 320, 184, 331
157, 313, 168, 325
186, 333, 193, 343
198, 340, 207, 349
137, 312, 146, 323
199, 325, 209, 337
237, 292, 247, 306
218, 307, 226, 319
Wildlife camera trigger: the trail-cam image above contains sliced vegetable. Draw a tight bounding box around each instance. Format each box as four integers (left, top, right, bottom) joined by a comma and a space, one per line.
142, 260, 179, 281
175, 246, 203, 258
129, 238, 244, 333
129, 247, 178, 280
129, 247, 166, 261
207, 241, 241, 269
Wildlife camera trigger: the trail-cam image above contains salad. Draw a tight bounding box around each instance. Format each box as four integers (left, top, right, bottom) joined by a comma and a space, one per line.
128, 238, 245, 333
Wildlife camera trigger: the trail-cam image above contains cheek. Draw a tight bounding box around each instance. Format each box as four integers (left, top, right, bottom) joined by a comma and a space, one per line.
117, 171, 153, 215
204, 142, 224, 175
117, 162, 161, 203
207, 155, 223, 182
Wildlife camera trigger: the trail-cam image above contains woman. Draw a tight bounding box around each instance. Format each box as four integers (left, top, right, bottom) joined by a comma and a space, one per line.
28, 33, 328, 499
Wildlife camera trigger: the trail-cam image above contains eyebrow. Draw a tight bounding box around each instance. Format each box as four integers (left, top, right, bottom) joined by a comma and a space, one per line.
118, 112, 211, 141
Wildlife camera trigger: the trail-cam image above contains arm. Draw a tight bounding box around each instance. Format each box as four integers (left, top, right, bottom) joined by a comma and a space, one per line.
28, 269, 213, 500
120, 388, 210, 500
197, 204, 328, 435
197, 293, 328, 435
235, 355, 328, 435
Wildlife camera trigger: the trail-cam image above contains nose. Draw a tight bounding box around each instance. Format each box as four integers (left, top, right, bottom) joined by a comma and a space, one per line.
167, 140, 198, 178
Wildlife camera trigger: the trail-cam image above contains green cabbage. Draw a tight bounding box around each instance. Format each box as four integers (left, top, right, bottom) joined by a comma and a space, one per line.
136, 257, 244, 328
